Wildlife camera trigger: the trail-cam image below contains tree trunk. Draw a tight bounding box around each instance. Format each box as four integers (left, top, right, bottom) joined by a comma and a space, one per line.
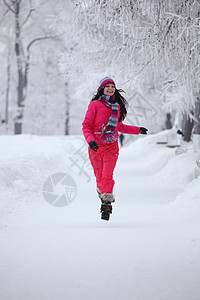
193, 96, 200, 134
65, 82, 70, 135
165, 113, 173, 129
182, 112, 194, 142
14, 1, 25, 134
5, 46, 11, 124
15, 122, 22, 134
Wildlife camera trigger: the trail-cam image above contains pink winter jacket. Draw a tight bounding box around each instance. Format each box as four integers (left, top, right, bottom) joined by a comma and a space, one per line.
82, 100, 140, 145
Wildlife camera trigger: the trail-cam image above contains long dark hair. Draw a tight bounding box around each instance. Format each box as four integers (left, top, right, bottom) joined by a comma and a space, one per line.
91, 88, 128, 122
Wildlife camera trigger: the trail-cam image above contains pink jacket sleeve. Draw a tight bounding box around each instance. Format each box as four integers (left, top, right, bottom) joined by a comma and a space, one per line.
117, 121, 140, 135
82, 102, 96, 144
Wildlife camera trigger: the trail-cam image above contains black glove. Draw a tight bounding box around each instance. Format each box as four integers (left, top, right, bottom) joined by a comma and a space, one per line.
139, 127, 148, 134
89, 141, 99, 152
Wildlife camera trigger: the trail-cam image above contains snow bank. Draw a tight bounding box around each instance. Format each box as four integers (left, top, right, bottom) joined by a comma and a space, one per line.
0, 134, 84, 229
121, 130, 197, 188
0, 131, 199, 227
0, 134, 83, 187
120, 130, 200, 213
171, 176, 200, 222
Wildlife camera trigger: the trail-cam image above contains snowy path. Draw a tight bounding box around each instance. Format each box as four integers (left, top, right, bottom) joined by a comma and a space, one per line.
0, 133, 200, 300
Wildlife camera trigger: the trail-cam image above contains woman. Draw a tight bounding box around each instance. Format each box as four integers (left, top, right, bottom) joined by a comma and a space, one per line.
82, 77, 148, 220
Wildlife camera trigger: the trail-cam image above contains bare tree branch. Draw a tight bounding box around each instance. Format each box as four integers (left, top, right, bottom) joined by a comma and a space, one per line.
24, 35, 60, 91
20, 8, 36, 28
2, 0, 15, 13
14, 0, 23, 5
0, 8, 10, 24
27, 35, 59, 52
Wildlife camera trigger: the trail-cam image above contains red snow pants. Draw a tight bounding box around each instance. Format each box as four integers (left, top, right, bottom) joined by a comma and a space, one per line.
88, 142, 119, 194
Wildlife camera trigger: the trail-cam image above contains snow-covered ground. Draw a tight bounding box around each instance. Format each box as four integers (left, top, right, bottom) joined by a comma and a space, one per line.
0, 131, 200, 300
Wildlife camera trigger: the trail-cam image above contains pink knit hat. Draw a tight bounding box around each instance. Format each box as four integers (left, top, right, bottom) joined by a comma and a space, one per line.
98, 77, 116, 91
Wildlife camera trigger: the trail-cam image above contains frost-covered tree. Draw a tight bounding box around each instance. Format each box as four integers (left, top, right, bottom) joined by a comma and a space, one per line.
54, 0, 200, 140
148, 0, 200, 140
0, 0, 57, 134
0, 0, 70, 135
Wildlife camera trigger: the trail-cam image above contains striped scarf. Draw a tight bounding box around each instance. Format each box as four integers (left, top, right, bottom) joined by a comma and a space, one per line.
98, 94, 119, 143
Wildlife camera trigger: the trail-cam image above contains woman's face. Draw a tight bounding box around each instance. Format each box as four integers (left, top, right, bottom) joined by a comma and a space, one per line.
103, 84, 115, 96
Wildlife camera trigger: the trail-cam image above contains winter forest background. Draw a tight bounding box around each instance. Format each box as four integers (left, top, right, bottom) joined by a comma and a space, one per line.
0, 0, 200, 142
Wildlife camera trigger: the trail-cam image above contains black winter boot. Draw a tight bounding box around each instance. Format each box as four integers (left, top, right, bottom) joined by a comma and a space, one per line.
100, 193, 115, 221
100, 202, 113, 221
